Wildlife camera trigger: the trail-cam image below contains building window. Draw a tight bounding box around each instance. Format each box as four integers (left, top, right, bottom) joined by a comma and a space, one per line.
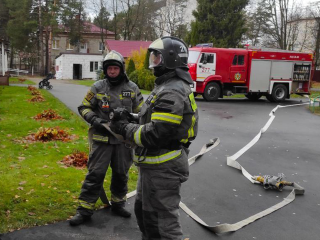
52, 40, 60, 49
80, 43, 87, 50
66, 40, 74, 50
99, 42, 104, 51
90, 61, 99, 72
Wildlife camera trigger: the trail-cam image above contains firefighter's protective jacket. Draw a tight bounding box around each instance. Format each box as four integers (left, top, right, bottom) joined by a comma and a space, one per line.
78, 78, 144, 144
125, 68, 198, 167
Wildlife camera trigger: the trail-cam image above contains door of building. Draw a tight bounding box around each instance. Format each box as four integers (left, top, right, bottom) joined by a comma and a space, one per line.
73, 64, 82, 80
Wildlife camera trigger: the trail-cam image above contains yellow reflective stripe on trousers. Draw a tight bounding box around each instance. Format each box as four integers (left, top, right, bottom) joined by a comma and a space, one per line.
81, 108, 93, 117
133, 149, 182, 164
151, 112, 183, 124
79, 200, 95, 210
92, 134, 108, 142
134, 125, 144, 147
111, 193, 127, 203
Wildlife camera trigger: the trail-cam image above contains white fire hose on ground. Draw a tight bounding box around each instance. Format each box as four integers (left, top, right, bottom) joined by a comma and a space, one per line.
179, 102, 307, 234
98, 102, 308, 234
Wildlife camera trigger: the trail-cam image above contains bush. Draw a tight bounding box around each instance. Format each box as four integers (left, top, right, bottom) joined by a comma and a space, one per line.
96, 68, 104, 80
138, 69, 155, 91
128, 69, 155, 91
128, 47, 147, 70
128, 70, 139, 85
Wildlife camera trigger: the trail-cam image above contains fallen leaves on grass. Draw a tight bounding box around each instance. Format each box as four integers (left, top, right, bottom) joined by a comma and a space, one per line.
61, 149, 88, 168
30, 89, 41, 96
24, 127, 76, 142
33, 109, 63, 121
18, 78, 26, 83
28, 95, 45, 102
27, 86, 37, 91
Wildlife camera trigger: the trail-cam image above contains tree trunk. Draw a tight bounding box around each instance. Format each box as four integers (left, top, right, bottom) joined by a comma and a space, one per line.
314, 18, 320, 69
39, 0, 44, 76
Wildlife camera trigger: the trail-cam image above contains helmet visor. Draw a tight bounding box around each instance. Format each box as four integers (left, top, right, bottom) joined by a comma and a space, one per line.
149, 51, 163, 69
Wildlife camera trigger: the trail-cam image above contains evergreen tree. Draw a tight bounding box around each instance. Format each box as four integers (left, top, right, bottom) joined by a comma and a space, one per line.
58, 0, 86, 51
127, 58, 136, 75
191, 0, 249, 47
144, 50, 150, 70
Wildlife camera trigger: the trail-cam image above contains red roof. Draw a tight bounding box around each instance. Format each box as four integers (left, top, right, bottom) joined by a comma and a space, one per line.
105, 40, 152, 58
58, 22, 114, 35
83, 22, 114, 35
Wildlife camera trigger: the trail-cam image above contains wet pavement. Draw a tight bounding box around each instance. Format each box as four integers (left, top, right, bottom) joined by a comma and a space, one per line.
1, 79, 320, 240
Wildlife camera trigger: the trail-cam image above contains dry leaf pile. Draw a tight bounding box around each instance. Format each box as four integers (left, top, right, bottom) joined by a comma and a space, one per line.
33, 109, 63, 121
28, 95, 45, 102
25, 127, 73, 142
30, 89, 41, 96
61, 150, 88, 168
27, 86, 37, 91
27, 85, 45, 102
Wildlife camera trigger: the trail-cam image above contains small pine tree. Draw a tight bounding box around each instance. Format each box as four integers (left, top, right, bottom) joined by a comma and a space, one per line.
144, 51, 150, 70
127, 59, 136, 75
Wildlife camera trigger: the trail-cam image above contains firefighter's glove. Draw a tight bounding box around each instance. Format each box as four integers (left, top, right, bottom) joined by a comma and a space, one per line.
110, 120, 127, 137
91, 117, 108, 132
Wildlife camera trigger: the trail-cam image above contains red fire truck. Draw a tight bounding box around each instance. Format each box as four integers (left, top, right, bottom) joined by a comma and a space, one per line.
187, 47, 314, 102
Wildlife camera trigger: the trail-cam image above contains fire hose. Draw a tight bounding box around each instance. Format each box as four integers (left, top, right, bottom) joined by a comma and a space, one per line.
92, 102, 308, 234
179, 102, 307, 234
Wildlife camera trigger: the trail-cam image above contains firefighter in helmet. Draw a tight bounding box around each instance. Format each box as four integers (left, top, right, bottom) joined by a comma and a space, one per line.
69, 50, 144, 226
111, 37, 199, 239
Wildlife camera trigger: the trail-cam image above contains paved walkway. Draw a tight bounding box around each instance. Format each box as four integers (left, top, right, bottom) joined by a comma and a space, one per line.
1, 79, 320, 240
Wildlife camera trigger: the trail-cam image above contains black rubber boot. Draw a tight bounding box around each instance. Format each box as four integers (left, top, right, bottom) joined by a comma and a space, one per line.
111, 205, 131, 218
69, 213, 91, 226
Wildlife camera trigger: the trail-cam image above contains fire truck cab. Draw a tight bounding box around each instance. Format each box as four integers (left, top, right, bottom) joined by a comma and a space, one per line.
188, 47, 313, 102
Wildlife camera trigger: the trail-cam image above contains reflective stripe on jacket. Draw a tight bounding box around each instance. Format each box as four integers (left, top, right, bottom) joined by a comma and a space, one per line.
78, 79, 144, 144
125, 69, 198, 166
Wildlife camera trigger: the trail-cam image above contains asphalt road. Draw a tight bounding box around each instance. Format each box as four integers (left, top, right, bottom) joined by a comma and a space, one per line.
2, 80, 320, 240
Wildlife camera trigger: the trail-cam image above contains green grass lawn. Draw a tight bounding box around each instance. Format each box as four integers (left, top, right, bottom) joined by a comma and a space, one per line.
9, 77, 36, 85
0, 86, 138, 233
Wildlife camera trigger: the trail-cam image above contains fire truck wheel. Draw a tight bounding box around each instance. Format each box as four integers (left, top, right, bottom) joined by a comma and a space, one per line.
245, 93, 262, 101
271, 84, 288, 102
203, 82, 220, 101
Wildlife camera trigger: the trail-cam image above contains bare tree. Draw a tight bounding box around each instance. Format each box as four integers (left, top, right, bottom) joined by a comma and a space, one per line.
259, 0, 302, 49
154, 0, 187, 37
118, 0, 142, 40
307, 1, 320, 68
89, 0, 110, 55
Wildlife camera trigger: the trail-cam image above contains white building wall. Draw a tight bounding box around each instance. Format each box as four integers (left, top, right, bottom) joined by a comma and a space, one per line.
55, 54, 103, 80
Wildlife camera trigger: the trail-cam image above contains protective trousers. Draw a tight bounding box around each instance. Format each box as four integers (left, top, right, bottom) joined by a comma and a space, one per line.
77, 141, 133, 216
134, 149, 189, 240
